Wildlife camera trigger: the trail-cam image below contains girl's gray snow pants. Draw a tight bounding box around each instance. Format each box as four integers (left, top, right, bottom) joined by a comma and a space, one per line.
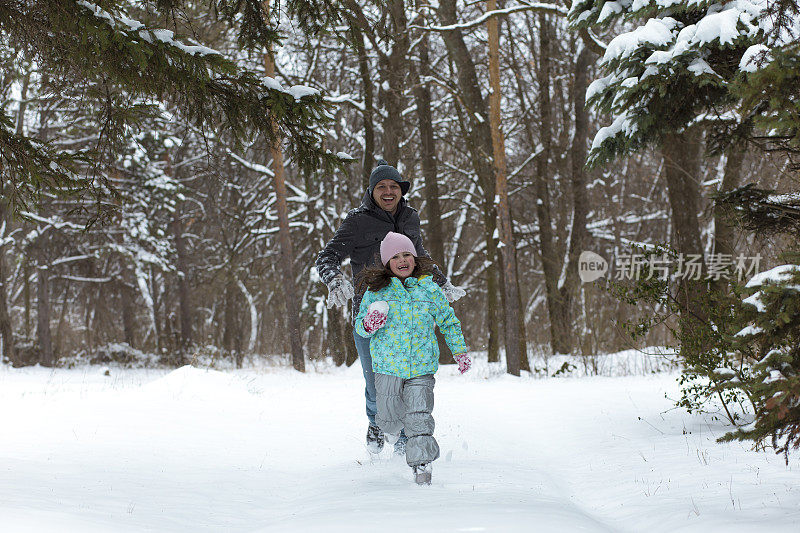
374, 373, 439, 467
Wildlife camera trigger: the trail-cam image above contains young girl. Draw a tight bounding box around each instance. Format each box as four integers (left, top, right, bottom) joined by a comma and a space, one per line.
355, 232, 471, 485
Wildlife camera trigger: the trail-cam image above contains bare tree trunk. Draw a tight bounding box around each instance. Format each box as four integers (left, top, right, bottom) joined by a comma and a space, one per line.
326, 307, 346, 366
554, 46, 594, 353
150, 267, 163, 355
557, 46, 593, 353
37, 256, 53, 366
223, 277, 237, 362
54, 281, 70, 357
531, 14, 571, 355
661, 129, 709, 348
34, 77, 54, 365
345, 323, 359, 366
352, 25, 375, 186
0, 190, 15, 362
171, 206, 192, 358
713, 141, 746, 258
263, 0, 305, 371
408, 14, 451, 364
0, 67, 30, 361
707, 139, 747, 309
120, 275, 137, 347
514, 251, 531, 371
488, 0, 523, 376
24, 258, 31, 339
438, 0, 500, 363
409, 31, 445, 266
0, 240, 14, 363
379, 0, 409, 166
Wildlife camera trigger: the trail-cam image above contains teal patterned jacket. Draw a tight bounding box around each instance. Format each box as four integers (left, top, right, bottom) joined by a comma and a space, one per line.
355, 275, 468, 379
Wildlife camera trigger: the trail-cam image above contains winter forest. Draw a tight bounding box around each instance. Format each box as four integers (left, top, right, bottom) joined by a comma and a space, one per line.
2, 0, 800, 472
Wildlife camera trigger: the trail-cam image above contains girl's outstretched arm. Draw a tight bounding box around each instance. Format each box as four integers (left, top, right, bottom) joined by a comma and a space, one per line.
430, 285, 468, 356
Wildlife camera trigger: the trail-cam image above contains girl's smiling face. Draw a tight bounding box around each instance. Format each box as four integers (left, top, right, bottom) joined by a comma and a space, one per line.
388, 251, 416, 279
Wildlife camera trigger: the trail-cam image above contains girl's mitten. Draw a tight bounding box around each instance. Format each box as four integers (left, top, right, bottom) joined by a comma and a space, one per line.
454, 353, 471, 374
363, 301, 389, 333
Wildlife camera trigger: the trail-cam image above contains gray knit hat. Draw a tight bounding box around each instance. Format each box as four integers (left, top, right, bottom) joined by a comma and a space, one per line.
369, 159, 410, 195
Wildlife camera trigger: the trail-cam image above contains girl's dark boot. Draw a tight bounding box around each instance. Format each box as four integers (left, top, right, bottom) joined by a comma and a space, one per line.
413, 463, 431, 485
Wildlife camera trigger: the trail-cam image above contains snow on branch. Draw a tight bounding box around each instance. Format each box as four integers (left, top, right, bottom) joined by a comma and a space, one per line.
418, 3, 569, 32
228, 151, 276, 177
76, 0, 222, 57
56, 275, 114, 283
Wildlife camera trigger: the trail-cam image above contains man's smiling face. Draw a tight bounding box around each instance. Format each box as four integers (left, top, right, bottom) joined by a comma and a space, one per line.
372, 179, 402, 214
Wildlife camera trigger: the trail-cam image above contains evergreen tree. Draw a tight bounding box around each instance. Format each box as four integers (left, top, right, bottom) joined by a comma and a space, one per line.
716, 185, 800, 460
570, 0, 800, 442
0, 0, 343, 217
733, 0, 800, 160
568, 0, 765, 164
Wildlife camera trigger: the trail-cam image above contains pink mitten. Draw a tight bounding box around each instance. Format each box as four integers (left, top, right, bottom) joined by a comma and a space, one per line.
363, 301, 388, 333
454, 353, 471, 374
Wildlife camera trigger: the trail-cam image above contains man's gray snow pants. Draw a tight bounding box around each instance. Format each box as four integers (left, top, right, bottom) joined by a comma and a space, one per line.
374, 373, 439, 467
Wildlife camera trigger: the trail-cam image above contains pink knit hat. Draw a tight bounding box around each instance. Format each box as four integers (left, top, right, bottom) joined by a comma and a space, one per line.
380, 232, 417, 265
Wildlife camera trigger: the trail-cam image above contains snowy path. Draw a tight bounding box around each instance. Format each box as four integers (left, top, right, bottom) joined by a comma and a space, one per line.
1, 361, 798, 532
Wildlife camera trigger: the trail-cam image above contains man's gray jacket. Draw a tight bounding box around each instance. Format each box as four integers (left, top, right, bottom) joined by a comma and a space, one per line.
315, 190, 443, 319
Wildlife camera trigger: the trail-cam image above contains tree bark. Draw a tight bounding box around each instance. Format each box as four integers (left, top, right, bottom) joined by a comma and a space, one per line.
438, 0, 500, 363
488, 0, 524, 376
54, 281, 70, 357
263, 0, 305, 371
0, 67, 28, 361
708, 139, 746, 303
713, 141, 746, 258
531, 14, 571, 355
223, 277, 239, 365
661, 129, 709, 348
171, 206, 192, 357
120, 274, 137, 347
378, 0, 409, 166
556, 46, 593, 354
150, 267, 163, 354
0, 185, 15, 362
0, 237, 14, 363
409, 24, 445, 266
326, 306, 346, 366
351, 24, 375, 186
24, 258, 31, 339
36, 256, 53, 366
408, 12, 450, 364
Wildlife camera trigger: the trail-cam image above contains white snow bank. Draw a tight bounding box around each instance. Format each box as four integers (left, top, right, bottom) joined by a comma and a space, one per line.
1, 358, 798, 532
142, 365, 259, 400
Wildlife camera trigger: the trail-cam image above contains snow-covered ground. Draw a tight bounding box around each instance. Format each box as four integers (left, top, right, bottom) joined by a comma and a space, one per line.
1, 353, 798, 532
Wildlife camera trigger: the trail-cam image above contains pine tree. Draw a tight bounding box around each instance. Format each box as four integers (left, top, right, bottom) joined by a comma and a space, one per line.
0, 0, 343, 217
733, 0, 800, 162
570, 0, 800, 434
568, 0, 766, 165
715, 186, 800, 460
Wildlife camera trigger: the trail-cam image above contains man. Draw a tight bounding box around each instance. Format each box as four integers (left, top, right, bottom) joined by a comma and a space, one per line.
315, 160, 465, 454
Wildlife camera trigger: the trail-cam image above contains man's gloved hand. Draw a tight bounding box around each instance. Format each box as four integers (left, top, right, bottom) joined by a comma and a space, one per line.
363, 301, 389, 333
326, 275, 354, 309
454, 353, 472, 374
442, 280, 467, 303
